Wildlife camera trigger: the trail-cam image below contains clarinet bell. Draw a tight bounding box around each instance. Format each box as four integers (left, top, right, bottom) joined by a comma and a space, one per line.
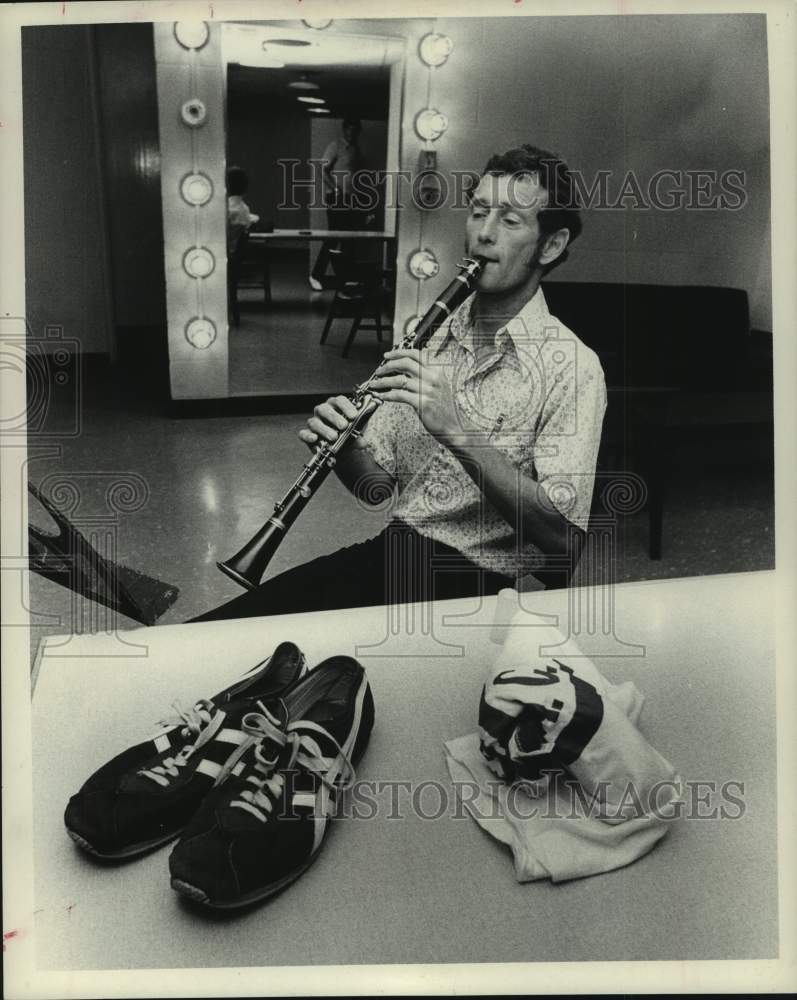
217, 517, 286, 590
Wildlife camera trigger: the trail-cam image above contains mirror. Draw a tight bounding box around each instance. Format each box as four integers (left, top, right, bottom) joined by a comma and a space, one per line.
221, 23, 404, 396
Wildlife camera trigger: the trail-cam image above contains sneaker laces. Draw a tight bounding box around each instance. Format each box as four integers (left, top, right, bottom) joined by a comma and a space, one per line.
209, 701, 287, 790
230, 712, 357, 824
138, 699, 222, 787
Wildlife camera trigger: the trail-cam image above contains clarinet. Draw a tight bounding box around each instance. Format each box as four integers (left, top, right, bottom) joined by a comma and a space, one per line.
217, 257, 483, 590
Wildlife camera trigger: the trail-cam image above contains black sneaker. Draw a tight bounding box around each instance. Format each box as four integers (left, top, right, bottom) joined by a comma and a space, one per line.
169, 655, 374, 908
64, 642, 307, 859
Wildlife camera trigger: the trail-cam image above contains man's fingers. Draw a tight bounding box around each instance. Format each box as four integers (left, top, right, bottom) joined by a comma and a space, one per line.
384, 348, 422, 362
313, 402, 349, 431
378, 358, 424, 381
298, 428, 318, 447
307, 415, 340, 442
331, 395, 360, 420
372, 374, 419, 393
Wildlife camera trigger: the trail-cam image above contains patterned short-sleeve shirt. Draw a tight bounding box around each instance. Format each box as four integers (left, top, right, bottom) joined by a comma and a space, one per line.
361, 286, 607, 580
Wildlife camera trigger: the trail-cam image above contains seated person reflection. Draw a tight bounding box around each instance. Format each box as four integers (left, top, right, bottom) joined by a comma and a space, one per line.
194, 145, 607, 623
226, 166, 259, 253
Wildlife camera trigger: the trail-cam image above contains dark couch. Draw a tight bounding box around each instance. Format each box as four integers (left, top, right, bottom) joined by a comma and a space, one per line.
540, 281, 774, 558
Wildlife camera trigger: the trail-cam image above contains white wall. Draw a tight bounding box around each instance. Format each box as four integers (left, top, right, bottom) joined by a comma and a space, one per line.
406, 13, 771, 330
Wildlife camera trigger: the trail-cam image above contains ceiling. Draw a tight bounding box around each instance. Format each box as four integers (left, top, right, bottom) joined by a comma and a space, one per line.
227, 62, 391, 122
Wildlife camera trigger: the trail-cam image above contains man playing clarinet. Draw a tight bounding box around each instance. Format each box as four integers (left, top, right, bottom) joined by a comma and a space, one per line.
194, 145, 606, 622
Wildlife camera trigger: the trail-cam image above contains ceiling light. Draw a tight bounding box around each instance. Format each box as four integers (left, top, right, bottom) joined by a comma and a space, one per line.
308, 108, 331, 114
297, 96, 326, 105
302, 18, 333, 29
288, 77, 320, 92
263, 37, 313, 47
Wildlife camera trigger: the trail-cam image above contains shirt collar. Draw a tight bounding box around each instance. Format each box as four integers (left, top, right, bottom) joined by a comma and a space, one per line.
440, 285, 553, 358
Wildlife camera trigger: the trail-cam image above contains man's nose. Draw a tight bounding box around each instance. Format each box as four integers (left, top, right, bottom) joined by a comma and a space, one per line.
476, 213, 498, 243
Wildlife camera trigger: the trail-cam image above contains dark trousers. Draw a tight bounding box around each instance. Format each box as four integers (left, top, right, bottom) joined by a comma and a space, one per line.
311, 206, 364, 282
190, 523, 514, 623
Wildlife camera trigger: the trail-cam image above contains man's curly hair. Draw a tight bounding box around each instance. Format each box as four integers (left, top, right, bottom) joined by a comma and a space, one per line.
480, 144, 582, 272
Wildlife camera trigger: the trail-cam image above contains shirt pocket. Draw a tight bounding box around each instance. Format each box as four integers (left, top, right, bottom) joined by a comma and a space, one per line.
469, 391, 533, 469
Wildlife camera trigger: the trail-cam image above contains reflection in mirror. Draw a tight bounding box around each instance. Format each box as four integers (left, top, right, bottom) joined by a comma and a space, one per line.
222, 25, 403, 396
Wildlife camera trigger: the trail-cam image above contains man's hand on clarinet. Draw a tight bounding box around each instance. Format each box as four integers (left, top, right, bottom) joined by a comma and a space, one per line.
299, 395, 369, 450
371, 349, 470, 448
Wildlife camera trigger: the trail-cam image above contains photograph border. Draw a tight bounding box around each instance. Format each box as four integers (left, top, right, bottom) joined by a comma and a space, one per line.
2, 0, 796, 996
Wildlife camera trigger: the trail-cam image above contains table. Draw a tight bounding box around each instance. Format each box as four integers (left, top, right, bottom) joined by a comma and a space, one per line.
242, 230, 396, 307
31, 571, 778, 971
248, 229, 396, 243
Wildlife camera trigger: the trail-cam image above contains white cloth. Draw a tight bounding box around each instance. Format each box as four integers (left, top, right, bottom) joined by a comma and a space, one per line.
226, 195, 259, 252
444, 620, 681, 882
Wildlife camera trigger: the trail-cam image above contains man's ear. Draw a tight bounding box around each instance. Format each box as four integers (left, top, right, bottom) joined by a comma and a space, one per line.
538, 228, 570, 266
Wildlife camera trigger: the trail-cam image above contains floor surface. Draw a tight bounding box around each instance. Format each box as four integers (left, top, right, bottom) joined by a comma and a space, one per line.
25, 351, 775, 665
228, 245, 390, 397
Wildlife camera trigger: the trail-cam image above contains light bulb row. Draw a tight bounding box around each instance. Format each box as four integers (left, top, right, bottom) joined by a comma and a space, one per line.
174, 21, 217, 350
405, 31, 455, 332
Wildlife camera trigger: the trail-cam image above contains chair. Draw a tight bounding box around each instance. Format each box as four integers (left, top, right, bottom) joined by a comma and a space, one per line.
227, 229, 272, 326
227, 228, 249, 328
319, 247, 394, 357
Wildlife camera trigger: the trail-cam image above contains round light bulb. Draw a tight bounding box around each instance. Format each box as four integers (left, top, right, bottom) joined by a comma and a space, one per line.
404, 315, 423, 338
414, 108, 449, 143
183, 247, 215, 279
173, 21, 209, 51
408, 250, 440, 280
302, 18, 333, 29
419, 33, 454, 67
184, 317, 217, 350
180, 98, 207, 128
180, 172, 213, 207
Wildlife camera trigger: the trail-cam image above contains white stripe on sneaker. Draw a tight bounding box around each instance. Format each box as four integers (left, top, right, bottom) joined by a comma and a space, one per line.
195, 759, 222, 779
216, 728, 248, 745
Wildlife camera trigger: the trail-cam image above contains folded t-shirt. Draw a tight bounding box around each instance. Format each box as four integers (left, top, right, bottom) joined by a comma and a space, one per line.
444, 621, 681, 882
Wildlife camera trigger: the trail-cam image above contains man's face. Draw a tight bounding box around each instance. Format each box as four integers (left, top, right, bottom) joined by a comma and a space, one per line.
465, 173, 548, 294
343, 124, 359, 144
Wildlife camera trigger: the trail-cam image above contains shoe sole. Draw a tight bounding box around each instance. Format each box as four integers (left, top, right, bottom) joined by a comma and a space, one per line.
171, 850, 319, 909
66, 826, 182, 860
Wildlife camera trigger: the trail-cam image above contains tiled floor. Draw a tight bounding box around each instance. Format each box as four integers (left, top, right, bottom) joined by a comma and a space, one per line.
26, 357, 775, 666
229, 246, 390, 397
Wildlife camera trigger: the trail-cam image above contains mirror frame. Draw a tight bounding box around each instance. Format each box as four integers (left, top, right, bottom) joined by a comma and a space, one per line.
155, 18, 436, 401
